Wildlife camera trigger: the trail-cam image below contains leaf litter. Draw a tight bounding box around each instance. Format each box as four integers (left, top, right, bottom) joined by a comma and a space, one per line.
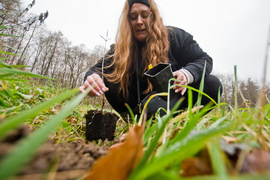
0, 125, 108, 179
85, 125, 144, 180
1, 119, 270, 179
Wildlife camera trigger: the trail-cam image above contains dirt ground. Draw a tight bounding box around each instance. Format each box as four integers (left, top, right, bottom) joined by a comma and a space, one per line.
2, 123, 270, 179
0, 125, 109, 180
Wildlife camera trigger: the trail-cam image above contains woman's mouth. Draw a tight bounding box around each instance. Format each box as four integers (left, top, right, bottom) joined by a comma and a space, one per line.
137, 29, 146, 33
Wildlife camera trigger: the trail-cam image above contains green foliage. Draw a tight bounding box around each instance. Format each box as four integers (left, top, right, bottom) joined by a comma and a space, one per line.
129, 104, 232, 180
0, 49, 53, 115
0, 77, 57, 115
0, 70, 91, 179
127, 65, 270, 179
0, 88, 89, 179
0, 26, 92, 179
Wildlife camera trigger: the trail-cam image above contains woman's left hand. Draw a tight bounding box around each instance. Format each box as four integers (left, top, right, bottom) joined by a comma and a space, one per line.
173, 70, 188, 95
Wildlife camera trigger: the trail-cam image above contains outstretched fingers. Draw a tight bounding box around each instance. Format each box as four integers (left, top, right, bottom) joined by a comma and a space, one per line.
80, 74, 109, 97
173, 70, 187, 95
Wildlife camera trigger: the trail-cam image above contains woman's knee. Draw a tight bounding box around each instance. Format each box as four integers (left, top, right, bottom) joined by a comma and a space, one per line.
190, 75, 222, 105
202, 75, 222, 103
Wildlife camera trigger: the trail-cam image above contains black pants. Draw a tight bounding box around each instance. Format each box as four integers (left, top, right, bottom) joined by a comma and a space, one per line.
104, 74, 222, 117
179, 74, 222, 110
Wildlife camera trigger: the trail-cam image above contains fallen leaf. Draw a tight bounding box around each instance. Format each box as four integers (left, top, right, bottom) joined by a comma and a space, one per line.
109, 142, 124, 151
241, 148, 270, 173
85, 126, 144, 180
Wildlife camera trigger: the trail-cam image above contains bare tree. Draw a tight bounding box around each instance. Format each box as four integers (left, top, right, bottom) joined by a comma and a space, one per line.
30, 34, 47, 72
0, 0, 21, 26
43, 32, 62, 77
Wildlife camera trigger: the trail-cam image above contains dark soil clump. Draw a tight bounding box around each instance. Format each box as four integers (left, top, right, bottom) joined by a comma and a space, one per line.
85, 110, 119, 141
0, 125, 108, 179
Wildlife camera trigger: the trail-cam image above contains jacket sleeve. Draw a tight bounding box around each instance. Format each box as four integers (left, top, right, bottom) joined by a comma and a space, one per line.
169, 27, 213, 84
83, 45, 115, 82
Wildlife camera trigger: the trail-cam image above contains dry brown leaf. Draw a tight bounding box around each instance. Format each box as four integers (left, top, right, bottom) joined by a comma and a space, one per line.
109, 142, 124, 151
85, 126, 144, 180
181, 148, 213, 177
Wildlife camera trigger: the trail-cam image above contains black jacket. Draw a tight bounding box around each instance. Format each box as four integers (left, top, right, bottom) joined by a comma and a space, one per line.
84, 26, 213, 112
85, 26, 212, 84
167, 26, 212, 83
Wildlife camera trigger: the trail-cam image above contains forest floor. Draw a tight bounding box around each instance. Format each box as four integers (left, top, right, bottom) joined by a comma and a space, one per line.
2, 110, 270, 180
0, 125, 111, 180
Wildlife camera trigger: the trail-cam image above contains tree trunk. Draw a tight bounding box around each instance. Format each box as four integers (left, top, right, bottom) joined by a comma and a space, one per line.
10, 30, 26, 65
16, 22, 37, 65
31, 45, 43, 72
43, 41, 58, 77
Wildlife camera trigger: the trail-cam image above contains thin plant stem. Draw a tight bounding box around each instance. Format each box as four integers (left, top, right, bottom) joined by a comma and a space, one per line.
234, 65, 239, 115
100, 30, 111, 111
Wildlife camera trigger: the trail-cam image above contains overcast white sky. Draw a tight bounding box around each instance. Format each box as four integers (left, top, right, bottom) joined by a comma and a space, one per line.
22, 0, 270, 83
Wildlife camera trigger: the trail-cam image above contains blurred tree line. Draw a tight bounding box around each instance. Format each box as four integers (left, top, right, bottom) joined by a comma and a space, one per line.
1, 0, 105, 89
217, 74, 270, 108
1, 0, 269, 107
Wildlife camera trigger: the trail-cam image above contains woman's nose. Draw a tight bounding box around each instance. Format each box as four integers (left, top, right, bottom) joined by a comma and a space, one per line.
137, 16, 143, 25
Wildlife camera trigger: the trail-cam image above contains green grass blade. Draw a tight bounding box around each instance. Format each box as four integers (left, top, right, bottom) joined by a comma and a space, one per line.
196, 117, 212, 130
0, 60, 12, 68
171, 84, 218, 106
0, 78, 28, 82
0, 57, 10, 62
139, 98, 182, 165
0, 73, 14, 79
0, 33, 20, 37
124, 103, 136, 123
207, 139, 228, 178
0, 89, 79, 141
0, 68, 51, 79
0, 43, 22, 53
209, 115, 229, 129
196, 60, 207, 107
139, 114, 172, 165
143, 121, 158, 145
0, 51, 20, 56
0, 88, 89, 179
168, 103, 213, 146
138, 92, 168, 125
130, 100, 182, 179
129, 122, 232, 180
0, 25, 8, 29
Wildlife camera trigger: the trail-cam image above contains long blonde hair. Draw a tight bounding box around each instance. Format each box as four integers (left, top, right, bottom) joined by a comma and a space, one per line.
105, 0, 170, 98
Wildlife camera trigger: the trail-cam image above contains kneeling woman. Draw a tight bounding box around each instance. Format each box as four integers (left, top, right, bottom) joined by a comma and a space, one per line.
80, 0, 222, 118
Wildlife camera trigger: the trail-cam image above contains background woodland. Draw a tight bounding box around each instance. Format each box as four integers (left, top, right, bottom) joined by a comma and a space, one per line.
1, 0, 269, 107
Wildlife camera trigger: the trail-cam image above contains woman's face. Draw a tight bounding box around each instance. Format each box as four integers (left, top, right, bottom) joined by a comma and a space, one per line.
129, 3, 151, 42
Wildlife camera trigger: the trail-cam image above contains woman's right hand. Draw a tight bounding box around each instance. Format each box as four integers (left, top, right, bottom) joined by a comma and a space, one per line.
79, 73, 109, 96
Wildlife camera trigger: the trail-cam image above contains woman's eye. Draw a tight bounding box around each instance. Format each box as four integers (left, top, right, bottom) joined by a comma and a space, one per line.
129, 12, 151, 21
129, 13, 137, 20
142, 15, 148, 19
142, 13, 150, 19
130, 16, 137, 20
